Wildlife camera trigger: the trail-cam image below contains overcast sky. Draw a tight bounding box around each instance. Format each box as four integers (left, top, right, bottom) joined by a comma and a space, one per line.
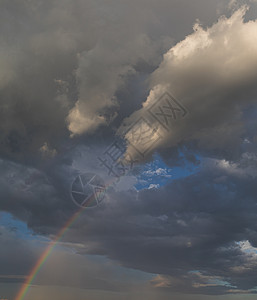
1, 0, 257, 299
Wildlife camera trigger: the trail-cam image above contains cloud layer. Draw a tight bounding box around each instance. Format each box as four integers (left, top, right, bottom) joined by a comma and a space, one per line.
2, 1, 257, 298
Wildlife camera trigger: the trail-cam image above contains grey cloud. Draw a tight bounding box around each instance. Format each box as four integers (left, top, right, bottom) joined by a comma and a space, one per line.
2, 0, 257, 297
54, 155, 257, 294
0, 158, 76, 235
2, 141, 257, 294
0, 0, 229, 164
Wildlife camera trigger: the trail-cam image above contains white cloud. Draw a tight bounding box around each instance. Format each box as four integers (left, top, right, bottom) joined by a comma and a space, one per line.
121, 6, 257, 159
148, 184, 160, 189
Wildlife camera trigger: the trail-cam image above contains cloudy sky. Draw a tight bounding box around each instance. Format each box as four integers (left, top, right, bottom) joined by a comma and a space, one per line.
2, 0, 257, 299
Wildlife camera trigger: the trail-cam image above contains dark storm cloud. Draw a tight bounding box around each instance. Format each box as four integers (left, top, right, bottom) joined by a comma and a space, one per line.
0, 157, 78, 235
0, 0, 229, 163
0, 0, 256, 164
0, 0, 236, 234
55, 157, 257, 294
1, 0, 257, 297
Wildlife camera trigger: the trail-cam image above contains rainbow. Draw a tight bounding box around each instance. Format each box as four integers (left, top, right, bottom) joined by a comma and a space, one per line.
14, 207, 84, 300
15, 178, 113, 300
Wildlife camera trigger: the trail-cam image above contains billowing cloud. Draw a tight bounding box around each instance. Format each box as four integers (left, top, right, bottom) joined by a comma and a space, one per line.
121, 6, 257, 162
2, 1, 257, 299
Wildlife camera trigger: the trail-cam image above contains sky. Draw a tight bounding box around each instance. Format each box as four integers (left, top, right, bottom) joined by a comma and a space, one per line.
1, 0, 257, 299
